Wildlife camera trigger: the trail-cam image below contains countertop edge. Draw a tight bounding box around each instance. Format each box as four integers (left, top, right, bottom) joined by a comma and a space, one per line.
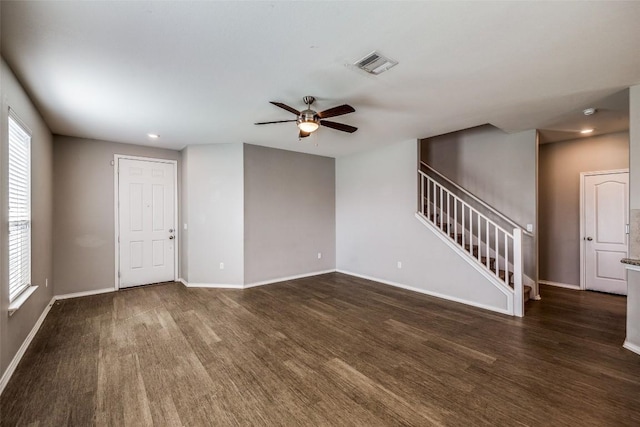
621, 258, 640, 272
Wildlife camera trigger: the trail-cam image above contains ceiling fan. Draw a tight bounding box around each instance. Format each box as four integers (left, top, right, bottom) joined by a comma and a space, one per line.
255, 96, 357, 139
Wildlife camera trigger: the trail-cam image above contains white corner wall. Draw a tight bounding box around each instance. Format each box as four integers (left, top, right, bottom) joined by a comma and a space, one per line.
336, 139, 509, 313
182, 143, 244, 285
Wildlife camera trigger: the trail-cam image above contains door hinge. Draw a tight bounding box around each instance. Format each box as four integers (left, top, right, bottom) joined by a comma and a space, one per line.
626, 224, 630, 234
118, 271, 121, 278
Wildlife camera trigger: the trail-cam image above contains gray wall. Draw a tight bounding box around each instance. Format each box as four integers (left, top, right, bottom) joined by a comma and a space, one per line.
336, 139, 510, 312
539, 132, 629, 286
1, 60, 54, 378
182, 143, 244, 285
627, 84, 640, 350
421, 125, 538, 282
244, 144, 335, 284
53, 136, 181, 295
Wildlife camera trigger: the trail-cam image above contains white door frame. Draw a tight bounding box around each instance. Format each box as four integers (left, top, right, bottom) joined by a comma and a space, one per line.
114, 154, 179, 290
579, 168, 629, 290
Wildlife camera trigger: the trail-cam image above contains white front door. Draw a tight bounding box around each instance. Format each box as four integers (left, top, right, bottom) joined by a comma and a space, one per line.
117, 157, 176, 288
583, 171, 629, 295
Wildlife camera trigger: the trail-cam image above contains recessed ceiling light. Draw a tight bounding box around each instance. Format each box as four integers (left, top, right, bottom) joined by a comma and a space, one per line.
580, 129, 594, 134
147, 133, 160, 139
583, 108, 597, 116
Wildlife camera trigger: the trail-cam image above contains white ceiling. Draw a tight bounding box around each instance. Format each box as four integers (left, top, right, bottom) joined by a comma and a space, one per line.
2, 1, 640, 158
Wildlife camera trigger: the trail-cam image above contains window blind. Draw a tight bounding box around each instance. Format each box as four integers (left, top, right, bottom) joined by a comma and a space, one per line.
8, 114, 31, 302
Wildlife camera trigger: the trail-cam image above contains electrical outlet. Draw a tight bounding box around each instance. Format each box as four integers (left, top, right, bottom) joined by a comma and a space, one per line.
318, 252, 322, 259
397, 261, 402, 269
184, 223, 188, 230
526, 224, 534, 233
45, 278, 48, 288
219, 262, 224, 270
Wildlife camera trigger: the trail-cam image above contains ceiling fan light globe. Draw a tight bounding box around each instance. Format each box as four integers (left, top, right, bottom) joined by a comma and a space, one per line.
298, 121, 319, 133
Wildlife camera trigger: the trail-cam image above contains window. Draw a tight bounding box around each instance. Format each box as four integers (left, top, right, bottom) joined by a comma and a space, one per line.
8, 113, 31, 302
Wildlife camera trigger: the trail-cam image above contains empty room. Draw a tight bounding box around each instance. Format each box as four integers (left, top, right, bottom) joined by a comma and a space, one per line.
2, 2, 640, 426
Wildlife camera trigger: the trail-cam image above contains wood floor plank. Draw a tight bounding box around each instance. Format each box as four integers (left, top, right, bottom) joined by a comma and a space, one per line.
2, 276, 640, 426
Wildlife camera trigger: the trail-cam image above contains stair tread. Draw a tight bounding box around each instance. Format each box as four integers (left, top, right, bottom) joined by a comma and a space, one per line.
498, 270, 514, 281
464, 245, 479, 256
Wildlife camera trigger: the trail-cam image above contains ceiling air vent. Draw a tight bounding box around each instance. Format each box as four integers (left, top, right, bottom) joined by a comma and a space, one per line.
354, 51, 398, 75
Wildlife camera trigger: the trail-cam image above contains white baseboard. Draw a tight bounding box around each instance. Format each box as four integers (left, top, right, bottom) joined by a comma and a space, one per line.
538, 280, 581, 290
179, 270, 336, 290
54, 287, 116, 300
0, 297, 56, 396
185, 283, 244, 289
523, 275, 536, 288
336, 269, 512, 316
623, 340, 640, 356
179, 278, 243, 289
244, 269, 336, 289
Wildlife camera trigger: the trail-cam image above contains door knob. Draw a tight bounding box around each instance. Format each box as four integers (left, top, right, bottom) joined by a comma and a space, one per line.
169, 229, 174, 233
586, 237, 593, 241
169, 236, 175, 240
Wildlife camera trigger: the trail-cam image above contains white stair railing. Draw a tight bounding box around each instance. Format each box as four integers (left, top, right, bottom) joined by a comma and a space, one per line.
420, 162, 533, 235
419, 169, 524, 317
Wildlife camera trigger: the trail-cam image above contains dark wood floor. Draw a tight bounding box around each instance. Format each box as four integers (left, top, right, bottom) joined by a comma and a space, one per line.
1, 273, 639, 426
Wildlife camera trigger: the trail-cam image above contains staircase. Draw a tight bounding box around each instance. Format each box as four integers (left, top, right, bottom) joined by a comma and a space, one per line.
418, 162, 533, 316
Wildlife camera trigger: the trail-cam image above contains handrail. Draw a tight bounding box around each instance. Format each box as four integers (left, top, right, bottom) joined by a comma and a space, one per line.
419, 171, 513, 236
420, 161, 533, 237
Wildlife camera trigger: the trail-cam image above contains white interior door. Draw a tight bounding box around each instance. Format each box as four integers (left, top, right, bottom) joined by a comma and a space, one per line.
118, 157, 176, 288
583, 172, 629, 295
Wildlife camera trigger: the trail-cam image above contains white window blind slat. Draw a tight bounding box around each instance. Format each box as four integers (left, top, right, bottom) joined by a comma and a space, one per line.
9, 161, 29, 172
8, 115, 32, 302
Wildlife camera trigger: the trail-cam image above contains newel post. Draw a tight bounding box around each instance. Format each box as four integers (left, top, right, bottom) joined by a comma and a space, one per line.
513, 228, 524, 317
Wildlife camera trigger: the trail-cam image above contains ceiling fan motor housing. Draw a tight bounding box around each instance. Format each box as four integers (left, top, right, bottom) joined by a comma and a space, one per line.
298, 109, 319, 127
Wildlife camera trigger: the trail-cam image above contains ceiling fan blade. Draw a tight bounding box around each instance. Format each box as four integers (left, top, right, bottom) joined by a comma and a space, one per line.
299, 130, 311, 139
254, 119, 297, 125
270, 101, 300, 116
320, 120, 358, 133
318, 104, 355, 119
